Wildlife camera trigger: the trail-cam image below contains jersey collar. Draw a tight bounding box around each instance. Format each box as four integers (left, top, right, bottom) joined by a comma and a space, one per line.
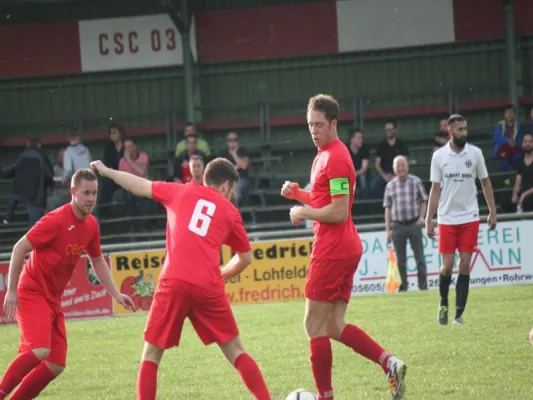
318, 138, 339, 152
446, 141, 470, 156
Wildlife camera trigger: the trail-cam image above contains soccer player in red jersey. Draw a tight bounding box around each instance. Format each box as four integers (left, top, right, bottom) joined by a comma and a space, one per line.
0, 169, 135, 400
281, 95, 407, 400
90, 158, 271, 400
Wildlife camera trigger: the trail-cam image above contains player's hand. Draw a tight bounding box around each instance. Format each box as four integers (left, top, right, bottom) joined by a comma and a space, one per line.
511, 193, 519, 204
90, 160, 110, 177
487, 211, 497, 230
386, 230, 392, 243
3, 289, 18, 321
426, 220, 435, 239
289, 206, 304, 226
281, 181, 300, 200
115, 293, 136, 312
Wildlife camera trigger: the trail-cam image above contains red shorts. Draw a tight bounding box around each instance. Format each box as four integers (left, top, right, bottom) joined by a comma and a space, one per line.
305, 255, 361, 303
16, 293, 67, 366
438, 220, 480, 253
144, 279, 239, 349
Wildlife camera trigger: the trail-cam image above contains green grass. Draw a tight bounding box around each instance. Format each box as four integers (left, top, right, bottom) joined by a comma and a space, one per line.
1, 285, 532, 399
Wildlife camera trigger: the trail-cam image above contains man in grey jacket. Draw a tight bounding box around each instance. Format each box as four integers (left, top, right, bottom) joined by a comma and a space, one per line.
62, 130, 92, 184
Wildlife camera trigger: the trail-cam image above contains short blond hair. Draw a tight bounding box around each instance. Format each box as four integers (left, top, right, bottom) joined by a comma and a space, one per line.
71, 168, 97, 188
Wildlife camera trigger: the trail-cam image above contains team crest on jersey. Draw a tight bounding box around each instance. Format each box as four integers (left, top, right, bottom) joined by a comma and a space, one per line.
465, 159, 472, 168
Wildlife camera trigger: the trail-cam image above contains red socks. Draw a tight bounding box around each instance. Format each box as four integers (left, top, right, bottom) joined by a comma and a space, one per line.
234, 353, 271, 400
9, 362, 56, 400
0, 351, 41, 397
137, 360, 158, 400
310, 336, 334, 400
340, 324, 390, 373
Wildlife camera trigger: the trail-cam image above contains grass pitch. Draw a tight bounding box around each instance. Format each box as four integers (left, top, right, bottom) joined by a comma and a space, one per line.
1, 285, 532, 399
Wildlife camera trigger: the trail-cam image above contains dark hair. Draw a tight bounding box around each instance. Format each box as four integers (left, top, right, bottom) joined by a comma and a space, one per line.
27, 137, 40, 147
189, 154, 204, 163
350, 128, 363, 138
385, 119, 397, 128
204, 157, 239, 187
524, 132, 533, 139
448, 114, 466, 126
71, 168, 97, 188
504, 104, 516, 112
108, 120, 125, 135
123, 137, 136, 144
185, 122, 195, 128
307, 94, 339, 122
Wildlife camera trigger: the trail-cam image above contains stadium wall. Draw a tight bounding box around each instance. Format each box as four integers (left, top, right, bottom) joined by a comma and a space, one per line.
2, 0, 533, 130
1, 220, 531, 324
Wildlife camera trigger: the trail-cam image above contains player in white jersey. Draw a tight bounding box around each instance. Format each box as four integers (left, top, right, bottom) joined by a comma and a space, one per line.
425, 114, 497, 326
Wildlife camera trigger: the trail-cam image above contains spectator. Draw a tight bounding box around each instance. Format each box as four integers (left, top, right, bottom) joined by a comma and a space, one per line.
47, 148, 70, 211
174, 135, 207, 184
63, 128, 92, 184
218, 132, 250, 206
175, 123, 210, 157
491, 104, 522, 174
371, 119, 409, 198
433, 117, 449, 152
2, 138, 54, 227
347, 129, 370, 199
188, 155, 205, 186
383, 155, 428, 292
512, 132, 533, 212
119, 137, 150, 228
98, 121, 125, 217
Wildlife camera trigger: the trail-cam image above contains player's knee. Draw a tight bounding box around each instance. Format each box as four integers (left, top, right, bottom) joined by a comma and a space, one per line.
326, 316, 345, 341
304, 312, 328, 338
45, 362, 65, 376
458, 263, 470, 274
219, 337, 245, 365
458, 255, 471, 274
141, 342, 164, 365
31, 347, 51, 361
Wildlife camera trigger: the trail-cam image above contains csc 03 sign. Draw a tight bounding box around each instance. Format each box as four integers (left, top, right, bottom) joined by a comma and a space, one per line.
352, 220, 533, 295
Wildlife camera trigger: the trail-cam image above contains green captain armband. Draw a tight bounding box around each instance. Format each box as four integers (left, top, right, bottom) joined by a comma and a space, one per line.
329, 177, 350, 195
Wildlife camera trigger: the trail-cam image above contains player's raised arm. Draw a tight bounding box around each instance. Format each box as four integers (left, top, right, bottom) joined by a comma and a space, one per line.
90, 160, 153, 199
3, 236, 33, 319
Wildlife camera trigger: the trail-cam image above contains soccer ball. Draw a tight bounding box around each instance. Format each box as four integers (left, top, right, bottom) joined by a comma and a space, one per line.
286, 389, 317, 400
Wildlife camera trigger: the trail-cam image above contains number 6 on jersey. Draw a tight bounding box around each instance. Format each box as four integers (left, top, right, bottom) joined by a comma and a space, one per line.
188, 199, 217, 237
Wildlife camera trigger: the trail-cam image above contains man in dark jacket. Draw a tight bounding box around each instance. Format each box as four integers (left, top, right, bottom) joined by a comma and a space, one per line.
97, 121, 125, 219
2, 137, 54, 227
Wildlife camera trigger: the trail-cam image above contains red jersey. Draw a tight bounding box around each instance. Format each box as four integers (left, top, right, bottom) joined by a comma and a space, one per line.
152, 182, 251, 293
179, 161, 192, 183
19, 204, 101, 303
310, 139, 362, 260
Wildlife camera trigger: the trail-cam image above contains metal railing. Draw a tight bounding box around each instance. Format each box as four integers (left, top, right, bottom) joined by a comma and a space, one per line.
0, 211, 531, 261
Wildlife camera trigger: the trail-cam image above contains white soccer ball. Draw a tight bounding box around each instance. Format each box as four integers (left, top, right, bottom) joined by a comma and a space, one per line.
286, 389, 317, 400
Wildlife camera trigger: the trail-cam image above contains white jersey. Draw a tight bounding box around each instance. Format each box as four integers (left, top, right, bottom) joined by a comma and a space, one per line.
430, 142, 488, 225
